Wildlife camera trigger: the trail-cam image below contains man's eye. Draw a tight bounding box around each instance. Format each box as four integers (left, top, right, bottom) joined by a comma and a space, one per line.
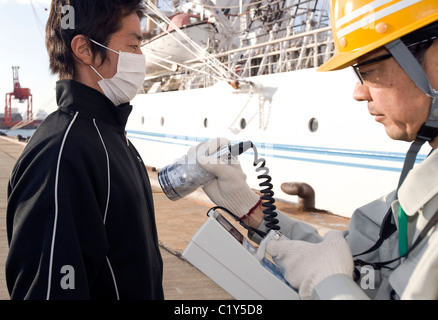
360, 69, 374, 81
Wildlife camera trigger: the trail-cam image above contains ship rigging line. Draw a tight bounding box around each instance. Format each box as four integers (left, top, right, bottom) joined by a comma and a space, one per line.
144, 1, 241, 82
188, 0, 279, 10
144, 2, 235, 80
30, 0, 46, 40
146, 53, 232, 82
143, 11, 230, 79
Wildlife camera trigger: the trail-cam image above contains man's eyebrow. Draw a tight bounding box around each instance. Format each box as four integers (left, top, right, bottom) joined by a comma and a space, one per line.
129, 32, 142, 41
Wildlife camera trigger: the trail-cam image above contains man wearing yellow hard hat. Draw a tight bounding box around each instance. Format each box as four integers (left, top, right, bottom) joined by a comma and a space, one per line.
196, 0, 438, 299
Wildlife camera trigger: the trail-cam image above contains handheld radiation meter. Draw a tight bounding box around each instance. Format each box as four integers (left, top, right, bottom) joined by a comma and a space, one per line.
182, 209, 299, 300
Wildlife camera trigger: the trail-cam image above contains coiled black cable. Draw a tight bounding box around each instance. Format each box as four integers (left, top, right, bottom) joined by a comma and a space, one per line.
219, 141, 280, 237
250, 142, 279, 232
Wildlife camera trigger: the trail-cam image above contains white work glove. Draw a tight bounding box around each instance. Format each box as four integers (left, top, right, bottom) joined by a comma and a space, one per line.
196, 138, 260, 218
267, 231, 354, 300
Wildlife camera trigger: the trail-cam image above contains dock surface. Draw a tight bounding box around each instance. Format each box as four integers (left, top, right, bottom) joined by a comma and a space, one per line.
0, 136, 349, 300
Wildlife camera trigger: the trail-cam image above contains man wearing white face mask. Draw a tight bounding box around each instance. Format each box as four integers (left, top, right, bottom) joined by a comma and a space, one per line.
89, 38, 146, 106
6, 0, 163, 300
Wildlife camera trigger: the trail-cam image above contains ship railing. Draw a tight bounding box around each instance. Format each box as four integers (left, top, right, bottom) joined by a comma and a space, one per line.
182, 26, 334, 89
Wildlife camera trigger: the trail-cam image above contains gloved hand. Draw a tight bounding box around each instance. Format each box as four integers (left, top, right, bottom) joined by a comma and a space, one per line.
267, 230, 354, 300
196, 138, 260, 218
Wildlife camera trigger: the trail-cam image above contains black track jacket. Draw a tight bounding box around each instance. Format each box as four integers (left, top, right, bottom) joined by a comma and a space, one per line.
6, 80, 164, 299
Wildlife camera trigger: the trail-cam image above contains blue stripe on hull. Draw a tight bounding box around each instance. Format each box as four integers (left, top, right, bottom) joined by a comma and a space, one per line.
126, 129, 426, 173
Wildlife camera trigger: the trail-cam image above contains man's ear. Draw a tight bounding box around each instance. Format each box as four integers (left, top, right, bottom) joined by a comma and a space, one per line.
71, 35, 95, 66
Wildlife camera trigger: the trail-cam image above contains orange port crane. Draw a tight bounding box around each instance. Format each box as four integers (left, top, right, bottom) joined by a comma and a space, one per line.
4, 66, 33, 126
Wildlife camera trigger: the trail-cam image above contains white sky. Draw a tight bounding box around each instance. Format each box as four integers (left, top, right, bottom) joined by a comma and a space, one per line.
0, 0, 58, 114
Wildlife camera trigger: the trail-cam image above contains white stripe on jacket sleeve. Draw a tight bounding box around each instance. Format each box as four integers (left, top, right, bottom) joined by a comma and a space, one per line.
47, 111, 79, 300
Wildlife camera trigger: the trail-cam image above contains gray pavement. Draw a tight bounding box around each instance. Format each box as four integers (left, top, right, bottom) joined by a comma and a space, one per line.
0, 136, 21, 299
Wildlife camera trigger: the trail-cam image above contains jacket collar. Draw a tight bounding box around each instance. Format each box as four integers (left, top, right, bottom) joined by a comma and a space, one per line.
56, 79, 132, 132
398, 148, 438, 216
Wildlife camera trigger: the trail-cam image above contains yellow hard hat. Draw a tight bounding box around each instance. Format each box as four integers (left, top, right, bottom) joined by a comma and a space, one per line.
318, 0, 438, 72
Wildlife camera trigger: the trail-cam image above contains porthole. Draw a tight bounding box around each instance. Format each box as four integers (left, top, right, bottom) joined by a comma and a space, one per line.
160, 116, 165, 126
141, 116, 145, 125
203, 118, 208, 128
240, 118, 246, 130
308, 117, 318, 132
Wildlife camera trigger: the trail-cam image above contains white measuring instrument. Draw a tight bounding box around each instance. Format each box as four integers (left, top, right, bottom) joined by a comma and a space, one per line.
182, 208, 299, 300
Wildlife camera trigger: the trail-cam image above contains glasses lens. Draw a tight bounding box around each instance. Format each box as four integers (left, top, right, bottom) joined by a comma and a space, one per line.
351, 53, 392, 85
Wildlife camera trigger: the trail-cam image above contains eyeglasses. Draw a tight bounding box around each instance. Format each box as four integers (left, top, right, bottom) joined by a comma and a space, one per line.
352, 35, 437, 85
352, 53, 392, 84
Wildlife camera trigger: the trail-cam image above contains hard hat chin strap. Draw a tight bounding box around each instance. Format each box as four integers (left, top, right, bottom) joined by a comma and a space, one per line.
385, 39, 438, 189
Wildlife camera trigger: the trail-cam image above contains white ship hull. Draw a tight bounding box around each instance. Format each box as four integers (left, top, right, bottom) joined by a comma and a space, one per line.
127, 67, 428, 218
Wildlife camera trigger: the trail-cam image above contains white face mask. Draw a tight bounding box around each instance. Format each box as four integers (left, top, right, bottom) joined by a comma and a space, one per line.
90, 39, 146, 106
